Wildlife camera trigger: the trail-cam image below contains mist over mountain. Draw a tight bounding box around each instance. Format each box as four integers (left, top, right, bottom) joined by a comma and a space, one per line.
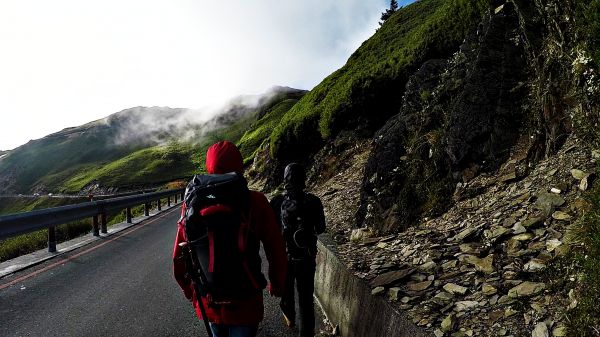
0, 86, 306, 194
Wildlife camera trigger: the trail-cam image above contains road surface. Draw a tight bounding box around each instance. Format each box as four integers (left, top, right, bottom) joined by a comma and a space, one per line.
0, 206, 326, 336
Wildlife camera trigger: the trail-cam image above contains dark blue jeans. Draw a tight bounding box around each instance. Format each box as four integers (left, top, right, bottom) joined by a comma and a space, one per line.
209, 323, 258, 337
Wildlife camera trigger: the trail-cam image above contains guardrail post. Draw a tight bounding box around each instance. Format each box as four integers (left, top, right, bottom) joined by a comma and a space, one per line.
48, 226, 57, 252
167, 196, 171, 207
174, 194, 178, 203
101, 212, 107, 234
180, 192, 184, 202
157, 198, 162, 211
92, 214, 100, 236
90, 194, 100, 237
144, 203, 149, 216
126, 207, 132, 223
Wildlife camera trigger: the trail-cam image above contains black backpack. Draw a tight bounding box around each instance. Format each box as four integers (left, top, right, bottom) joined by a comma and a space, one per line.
181, 172, 266, 303
280, 192, 317, 258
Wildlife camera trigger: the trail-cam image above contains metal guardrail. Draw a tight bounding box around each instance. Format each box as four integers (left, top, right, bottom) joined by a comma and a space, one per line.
0, 188, 185, 252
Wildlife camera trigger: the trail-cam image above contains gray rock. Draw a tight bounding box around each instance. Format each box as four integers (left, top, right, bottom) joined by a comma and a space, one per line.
532, 322, 549, 337
444, 283, 468, 295
460, 243, 482, 254
485, 226, 510, 240
580, 173, 595, 191
454, 226, 481, 242
522, 216, 544, 228
511, 233, 534, 242
546, 239, 562, 252
370, 268, 415, 287
552, 211, 571, 221
442, 260, 458, 270
482, 284, 498, 295
512, 222, 527, 234
371, 286, 385, 295
407, 280, 433, 292
459, 254, 494, 274
508, 282, 545, 298
441, 314, 455, 332
498, 295, 515, 305
535, 192, 565, 216
419, 261, 437, 273
504, 307, 519, 317
571, 169, 587, 180
455, 300, 479, 311
524, 259, 546, 272
388, 287, 402, 301
350, 228, 374, 242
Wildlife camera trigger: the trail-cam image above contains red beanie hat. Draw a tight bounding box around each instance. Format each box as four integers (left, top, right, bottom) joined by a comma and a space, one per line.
205, 141, 244, 174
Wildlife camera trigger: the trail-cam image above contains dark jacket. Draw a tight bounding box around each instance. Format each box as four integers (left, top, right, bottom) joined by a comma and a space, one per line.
270, 191, 326, 258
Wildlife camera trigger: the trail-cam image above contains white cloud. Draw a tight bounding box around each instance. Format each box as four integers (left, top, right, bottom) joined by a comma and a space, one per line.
0, 0, 409, 150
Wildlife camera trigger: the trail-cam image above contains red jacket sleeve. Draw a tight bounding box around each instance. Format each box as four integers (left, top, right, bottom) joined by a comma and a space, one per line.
173, 204, 194, 301
252, 191, 287, 297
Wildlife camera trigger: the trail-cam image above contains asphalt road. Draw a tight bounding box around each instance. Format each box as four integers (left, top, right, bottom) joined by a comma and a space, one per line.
0, 206, 325, 337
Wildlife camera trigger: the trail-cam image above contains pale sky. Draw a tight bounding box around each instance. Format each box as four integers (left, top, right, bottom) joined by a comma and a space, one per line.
0, 0, 414, 151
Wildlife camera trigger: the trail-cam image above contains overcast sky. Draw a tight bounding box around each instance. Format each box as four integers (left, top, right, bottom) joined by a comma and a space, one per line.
0, 0, 415, 151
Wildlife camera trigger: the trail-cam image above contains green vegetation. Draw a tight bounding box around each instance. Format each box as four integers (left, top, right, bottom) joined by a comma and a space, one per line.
238, 99, 299, 164
576, 0, 600, 66
0, 196, 88, 215
560, 171, 600, 336
0, 220, 92, 262
61, 142, 197, 193
269, 0, 489, 161
0, 125, 142, 194
0, 196, 91, 262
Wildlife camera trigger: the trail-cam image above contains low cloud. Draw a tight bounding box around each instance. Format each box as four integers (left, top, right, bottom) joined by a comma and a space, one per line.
109, 87, 289, 146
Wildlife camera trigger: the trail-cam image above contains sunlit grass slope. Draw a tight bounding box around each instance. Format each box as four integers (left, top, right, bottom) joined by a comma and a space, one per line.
269, 0, 489, 160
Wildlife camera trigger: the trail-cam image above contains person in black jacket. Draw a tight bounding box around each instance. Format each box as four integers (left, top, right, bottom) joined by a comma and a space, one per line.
270, 163, 326, 337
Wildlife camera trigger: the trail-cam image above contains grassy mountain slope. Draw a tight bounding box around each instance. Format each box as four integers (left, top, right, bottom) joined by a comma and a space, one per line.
0, 108, 185, 194
269, 0, 489, 163
0, 87, 306, 194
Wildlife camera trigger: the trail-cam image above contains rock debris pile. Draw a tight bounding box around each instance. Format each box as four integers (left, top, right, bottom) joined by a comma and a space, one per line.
318, 136, 597, 337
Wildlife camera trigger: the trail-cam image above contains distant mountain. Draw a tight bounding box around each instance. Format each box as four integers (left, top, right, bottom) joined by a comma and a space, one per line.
0, 86, 306, 194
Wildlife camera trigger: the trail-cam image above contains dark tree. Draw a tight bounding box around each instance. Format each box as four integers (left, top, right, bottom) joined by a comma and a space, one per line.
380, 0, 400, 26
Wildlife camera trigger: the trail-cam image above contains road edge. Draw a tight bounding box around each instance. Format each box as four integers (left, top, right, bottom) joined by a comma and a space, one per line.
0, 203, 182, 279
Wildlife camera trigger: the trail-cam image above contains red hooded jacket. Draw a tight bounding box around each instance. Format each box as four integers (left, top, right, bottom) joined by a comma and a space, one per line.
173, 141, 287, 326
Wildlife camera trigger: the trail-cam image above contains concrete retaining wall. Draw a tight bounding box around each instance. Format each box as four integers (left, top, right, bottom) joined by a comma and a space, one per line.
315, 235, 429, 337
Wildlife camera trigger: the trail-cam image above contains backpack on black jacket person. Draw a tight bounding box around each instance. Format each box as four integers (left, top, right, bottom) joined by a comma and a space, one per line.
270, 163, 326, 337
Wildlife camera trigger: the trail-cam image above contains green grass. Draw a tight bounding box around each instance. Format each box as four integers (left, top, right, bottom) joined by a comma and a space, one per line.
576, 0, 600, 66
238, 98, 300, 164
269, 0, 489, 161
60, 142, 198, 193
564, 171, 600, 335
0, 125, 144, 193
0, 196, 89, 215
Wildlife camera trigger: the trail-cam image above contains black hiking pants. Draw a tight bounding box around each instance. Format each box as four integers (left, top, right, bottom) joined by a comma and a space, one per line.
280, 257, 316, 337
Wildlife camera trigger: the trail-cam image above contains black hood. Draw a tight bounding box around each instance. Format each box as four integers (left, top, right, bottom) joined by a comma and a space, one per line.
283, 163, 305, 192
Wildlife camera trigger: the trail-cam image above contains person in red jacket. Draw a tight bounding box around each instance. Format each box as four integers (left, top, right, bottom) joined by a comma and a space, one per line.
173, 141, 287, 337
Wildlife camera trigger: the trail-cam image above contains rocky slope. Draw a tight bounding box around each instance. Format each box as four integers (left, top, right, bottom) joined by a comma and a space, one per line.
311, 134, 597, 336
270, 1, 600, 335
